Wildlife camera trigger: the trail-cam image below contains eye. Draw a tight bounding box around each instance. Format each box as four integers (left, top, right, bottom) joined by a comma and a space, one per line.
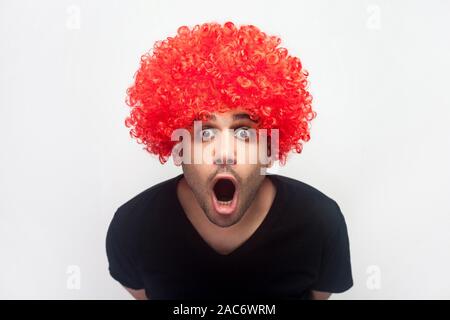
234, 127, 253, 141
200, 128, 216, 141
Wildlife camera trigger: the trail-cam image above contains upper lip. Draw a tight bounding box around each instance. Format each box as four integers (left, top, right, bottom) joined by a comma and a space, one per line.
211, 173, 238, 191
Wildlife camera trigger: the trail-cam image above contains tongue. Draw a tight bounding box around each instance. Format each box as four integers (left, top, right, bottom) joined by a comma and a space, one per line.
214, 179, 235, 202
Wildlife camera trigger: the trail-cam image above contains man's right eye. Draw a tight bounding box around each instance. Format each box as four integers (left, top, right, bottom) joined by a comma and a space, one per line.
200, 128, 216, 141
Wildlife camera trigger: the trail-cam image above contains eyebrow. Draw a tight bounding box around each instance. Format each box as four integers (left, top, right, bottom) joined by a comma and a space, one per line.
206, 113, 258, 123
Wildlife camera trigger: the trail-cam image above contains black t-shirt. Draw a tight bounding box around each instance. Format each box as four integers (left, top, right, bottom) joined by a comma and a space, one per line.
106, 173, 353, 300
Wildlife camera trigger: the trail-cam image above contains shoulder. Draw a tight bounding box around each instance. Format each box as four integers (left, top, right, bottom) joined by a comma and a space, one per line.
271, 174, 347, 237
105, 176, 181, 289
106, 174, 181, 252
111, 174, 180, 226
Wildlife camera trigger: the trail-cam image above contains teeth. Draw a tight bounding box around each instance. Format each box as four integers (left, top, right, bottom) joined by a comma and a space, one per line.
217, 200, 232, 205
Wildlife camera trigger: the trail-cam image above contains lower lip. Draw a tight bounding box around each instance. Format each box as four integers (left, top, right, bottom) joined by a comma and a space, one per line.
211, 189, 238, 215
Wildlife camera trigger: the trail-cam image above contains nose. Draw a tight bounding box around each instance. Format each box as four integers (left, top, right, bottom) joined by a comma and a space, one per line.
212, 129, 236, 166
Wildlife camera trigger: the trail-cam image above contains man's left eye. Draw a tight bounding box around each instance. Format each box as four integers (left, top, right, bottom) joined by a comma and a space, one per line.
234, 127, 252, 141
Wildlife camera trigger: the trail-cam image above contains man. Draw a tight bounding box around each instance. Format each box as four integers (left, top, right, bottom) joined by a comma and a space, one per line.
106, 21, 353, 300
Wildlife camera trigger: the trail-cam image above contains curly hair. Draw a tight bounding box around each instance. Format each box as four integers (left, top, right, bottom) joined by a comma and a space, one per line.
125, 21, 316, 164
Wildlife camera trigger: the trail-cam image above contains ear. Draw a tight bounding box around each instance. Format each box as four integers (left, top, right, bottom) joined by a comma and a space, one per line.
171, 143, 183, 167
259, 157, 273, 176
262, 153, 276, 168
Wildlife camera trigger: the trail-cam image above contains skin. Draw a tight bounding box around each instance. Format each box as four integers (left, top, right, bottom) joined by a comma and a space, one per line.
178, 109, 271, 229
123, 110, 330, 300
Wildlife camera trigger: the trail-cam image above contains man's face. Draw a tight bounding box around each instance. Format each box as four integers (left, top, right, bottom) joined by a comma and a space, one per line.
179, 109, 271, 228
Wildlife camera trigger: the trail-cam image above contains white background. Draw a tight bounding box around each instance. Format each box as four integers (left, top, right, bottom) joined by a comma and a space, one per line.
1, 0, 449, 299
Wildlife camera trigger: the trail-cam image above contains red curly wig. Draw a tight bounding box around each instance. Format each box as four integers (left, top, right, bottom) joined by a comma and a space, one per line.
125, 21, 316, 165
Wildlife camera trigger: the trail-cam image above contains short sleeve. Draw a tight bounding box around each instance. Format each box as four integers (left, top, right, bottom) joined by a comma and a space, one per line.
312, 202, 354, 293
105, 208, 144, 290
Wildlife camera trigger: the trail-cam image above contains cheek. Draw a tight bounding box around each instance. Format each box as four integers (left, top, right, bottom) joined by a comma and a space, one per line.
235, 142, 270, 166
201, 142, 216, 164
178, 139, 213, 165
183, 164, 213, 188
234, 140, 261, 165
234, 164, 264, 186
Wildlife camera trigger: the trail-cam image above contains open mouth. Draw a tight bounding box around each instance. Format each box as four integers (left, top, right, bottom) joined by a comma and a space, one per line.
213, 178, 236, 205
211, 175, 238, 215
